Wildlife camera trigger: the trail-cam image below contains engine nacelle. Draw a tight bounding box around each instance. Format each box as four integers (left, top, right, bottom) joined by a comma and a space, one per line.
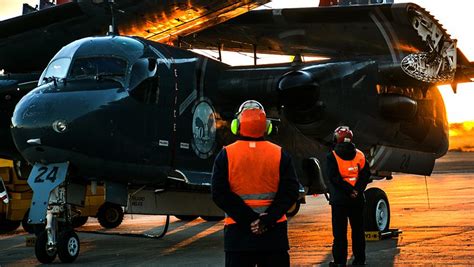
378, 93, 418, 121
278, 70, 323, 125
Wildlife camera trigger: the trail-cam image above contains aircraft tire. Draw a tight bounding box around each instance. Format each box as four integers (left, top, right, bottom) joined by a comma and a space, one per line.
174, 215, 198, 221
97, 203, 124, 229
0, 213, 21, 234
35, 230, 57, 264
57, 229, 80, 263
364, 188, 390, 232
200, 216, 224, 221
71, 216, 88, 228
22, 209, 45, 234
286, 201, 301, 217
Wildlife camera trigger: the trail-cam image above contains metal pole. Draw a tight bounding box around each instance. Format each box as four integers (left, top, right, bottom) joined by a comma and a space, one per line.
218, 44, 223, 62
253, 44, 257, 66
424, 176, 431, 209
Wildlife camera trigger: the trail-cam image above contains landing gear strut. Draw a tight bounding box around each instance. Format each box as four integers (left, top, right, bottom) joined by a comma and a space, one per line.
34, 185, 80, 263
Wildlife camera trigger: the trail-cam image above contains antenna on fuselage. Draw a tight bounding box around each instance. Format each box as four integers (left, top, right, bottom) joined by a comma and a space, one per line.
107, 0, 118, 36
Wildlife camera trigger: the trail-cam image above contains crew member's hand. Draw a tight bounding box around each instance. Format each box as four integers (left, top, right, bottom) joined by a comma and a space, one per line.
350, 190, 358, 198
250, 213, 268, 235
250, 218, 267, 235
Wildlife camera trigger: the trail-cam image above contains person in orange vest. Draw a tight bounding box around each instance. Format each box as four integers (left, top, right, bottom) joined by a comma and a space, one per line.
327, 126, 370, 267
211, 100, 299, 267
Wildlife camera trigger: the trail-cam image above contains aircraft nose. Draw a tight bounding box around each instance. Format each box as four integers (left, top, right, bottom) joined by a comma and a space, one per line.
11, 86, 127, 164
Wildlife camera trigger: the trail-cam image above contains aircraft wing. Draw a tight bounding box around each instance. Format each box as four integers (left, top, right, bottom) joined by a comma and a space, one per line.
0, 73, 39, 159
179, 3, 449, 61
0, 2, 87, 73
454, 48, 474, 88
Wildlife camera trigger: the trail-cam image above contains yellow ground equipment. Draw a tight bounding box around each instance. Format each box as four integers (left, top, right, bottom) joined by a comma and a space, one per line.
0, 159, 123, 233
365, 229, 402, 241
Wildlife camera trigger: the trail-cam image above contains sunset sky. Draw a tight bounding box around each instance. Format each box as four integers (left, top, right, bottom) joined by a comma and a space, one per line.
0, 0, 473, 123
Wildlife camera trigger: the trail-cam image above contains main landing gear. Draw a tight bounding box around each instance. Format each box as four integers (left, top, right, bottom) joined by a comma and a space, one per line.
96, 202, 124, 229
364, 187, 390, 232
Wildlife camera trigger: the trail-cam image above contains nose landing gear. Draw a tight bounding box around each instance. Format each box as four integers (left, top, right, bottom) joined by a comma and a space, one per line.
26, 162, 81, 263
35, 229, 57, 263
34, 186, 81, 263
57, 229, 80, 263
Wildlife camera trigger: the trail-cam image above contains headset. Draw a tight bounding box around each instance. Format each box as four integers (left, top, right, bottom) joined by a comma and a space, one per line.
231, 100, 272, 136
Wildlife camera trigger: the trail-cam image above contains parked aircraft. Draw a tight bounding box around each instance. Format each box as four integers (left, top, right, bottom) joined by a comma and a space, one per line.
1, 0, 474, 264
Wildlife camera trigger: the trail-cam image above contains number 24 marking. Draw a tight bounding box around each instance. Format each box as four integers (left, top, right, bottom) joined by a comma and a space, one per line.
34, 166, 59, 183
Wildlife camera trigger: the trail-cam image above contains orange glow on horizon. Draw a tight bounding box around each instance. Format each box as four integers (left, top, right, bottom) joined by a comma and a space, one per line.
438, 84, 474, 124
449, 121, 474, 136
448, 121, 474, 152
438, 85, 474, 151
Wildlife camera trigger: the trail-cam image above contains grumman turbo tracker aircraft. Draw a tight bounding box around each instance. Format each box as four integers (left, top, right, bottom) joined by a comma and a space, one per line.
2, 0, 474, 264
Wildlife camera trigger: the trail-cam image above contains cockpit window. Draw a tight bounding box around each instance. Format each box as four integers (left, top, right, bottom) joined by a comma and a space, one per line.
68, 57, 127, 81
43, 58, 71, 80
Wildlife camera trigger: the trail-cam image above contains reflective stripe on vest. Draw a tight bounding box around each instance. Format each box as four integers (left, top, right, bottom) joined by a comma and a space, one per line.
332, 149, 366, 187
224, 140, 287, 225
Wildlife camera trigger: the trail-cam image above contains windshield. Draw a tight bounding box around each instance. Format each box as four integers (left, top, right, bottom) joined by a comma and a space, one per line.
68, 57, 128, 81
43, 58, 71, 79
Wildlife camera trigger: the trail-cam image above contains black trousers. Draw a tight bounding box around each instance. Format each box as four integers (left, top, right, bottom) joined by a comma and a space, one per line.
331, 205, 366, 265
225, 251, 290, 267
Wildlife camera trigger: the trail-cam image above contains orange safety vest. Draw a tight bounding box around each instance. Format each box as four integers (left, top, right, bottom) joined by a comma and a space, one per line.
224, 140, 287, 225
332, 149, 366, 186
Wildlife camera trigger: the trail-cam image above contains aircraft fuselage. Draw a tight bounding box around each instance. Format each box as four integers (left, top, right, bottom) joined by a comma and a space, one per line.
11, 35, 448, 191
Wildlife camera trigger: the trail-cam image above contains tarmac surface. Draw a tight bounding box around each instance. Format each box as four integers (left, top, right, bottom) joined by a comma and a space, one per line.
1, 152, 473, 266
